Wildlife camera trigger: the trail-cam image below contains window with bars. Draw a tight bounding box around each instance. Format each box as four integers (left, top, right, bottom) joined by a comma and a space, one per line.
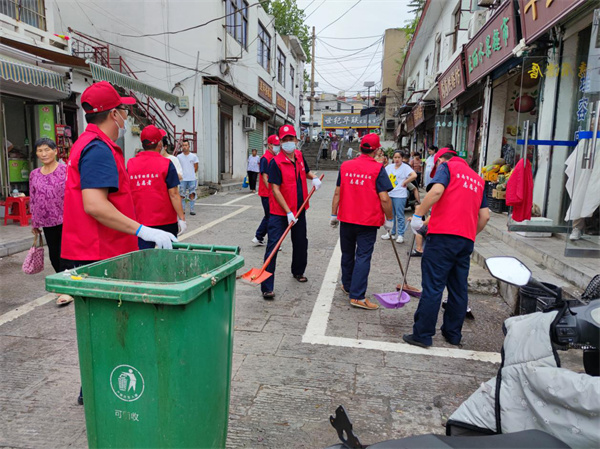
289, 65, 294, 94
225, 0, 248, 48
277, 48, 286, 87
257, 22, 271, 72
0, 0, 47, 30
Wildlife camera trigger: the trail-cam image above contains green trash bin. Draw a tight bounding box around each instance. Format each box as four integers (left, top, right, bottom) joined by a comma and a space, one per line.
45, 243, 244, 448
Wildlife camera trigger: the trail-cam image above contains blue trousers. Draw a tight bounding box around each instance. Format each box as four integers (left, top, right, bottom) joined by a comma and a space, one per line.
340, 222, 378, 300
179, 180, 197, 213
261, 212, 307, 293
255, 196, 270, 242
391, 197, 407, 236
412, 234, 474, 346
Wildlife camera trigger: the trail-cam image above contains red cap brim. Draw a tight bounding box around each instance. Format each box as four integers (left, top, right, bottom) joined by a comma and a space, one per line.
120, 96, 136, 105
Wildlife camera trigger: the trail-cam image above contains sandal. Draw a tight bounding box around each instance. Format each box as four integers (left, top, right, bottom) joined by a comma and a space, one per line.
57, 295, 74, 306
410, 249, 423, 257
262, 291, 275, 300
350, 299, 379, 310
293, 274, 308, 283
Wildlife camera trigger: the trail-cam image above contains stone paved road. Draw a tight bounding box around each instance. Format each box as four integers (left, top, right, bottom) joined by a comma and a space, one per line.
0, 172, 510, 448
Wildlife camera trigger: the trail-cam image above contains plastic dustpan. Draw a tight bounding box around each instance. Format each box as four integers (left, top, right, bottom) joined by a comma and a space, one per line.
373, 290, 411, 309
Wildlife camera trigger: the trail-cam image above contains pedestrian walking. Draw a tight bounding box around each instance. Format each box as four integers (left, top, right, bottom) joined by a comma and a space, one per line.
127, 125, 186, 249
410, 151, 423, 187
330, 138, 339, 161
253, 135, 280, 246
424, 145, 437, 186
330, 133, 394, 310
348, 127, 355, 143
247, 149, 260, 193
260, 125, 322, 299
177, 139, 198, 215
403, 148, 490, 348
61, 82, 176, 404
381, 151, 416, 243
28, 137, 73, 306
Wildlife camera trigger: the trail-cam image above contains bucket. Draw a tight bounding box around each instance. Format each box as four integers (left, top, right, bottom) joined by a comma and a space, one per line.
519, 282, 560, 315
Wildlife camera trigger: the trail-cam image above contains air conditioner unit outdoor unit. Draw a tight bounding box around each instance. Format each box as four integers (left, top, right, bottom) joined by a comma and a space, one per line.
243, 115, 256, 131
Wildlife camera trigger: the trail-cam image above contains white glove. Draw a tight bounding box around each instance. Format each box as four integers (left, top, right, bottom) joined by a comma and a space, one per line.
410, 215, 424, 235
330, 215, 339, 228
137, 225, 178, 249
287, 212, 298, 226
384, 218, 394, 231
178, 218, 187, 235
311, 177, 322, 191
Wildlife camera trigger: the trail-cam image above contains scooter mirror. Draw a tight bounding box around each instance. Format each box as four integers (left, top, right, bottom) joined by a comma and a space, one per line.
485, 256, 532, 287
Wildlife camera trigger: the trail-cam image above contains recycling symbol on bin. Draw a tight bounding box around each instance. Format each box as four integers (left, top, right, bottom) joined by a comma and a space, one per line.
110, 365, 145, 402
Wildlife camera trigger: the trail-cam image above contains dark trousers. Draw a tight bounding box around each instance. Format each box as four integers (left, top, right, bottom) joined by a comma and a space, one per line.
247, 171, 259, 191
255, 196, 270, 242
339, 222, 378, 300
42, 224, 63, 273
261, 212, 307, 293
415, 172, 422, 187
60, 258, 100, 271
138, 222, 178, 250
412, 234, 474, 346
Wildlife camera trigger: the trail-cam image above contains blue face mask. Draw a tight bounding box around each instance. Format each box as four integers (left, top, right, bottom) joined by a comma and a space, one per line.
281, 141, 296, 153
272, 145, 280, 154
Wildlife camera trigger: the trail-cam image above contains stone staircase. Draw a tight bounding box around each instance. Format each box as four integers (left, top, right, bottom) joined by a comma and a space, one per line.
301, 140, 358, 172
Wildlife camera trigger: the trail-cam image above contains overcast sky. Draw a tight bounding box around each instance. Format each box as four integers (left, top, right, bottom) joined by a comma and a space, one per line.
297, 0, 411, 96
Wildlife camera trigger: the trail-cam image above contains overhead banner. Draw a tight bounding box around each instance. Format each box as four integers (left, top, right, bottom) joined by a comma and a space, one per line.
438, 55, 466, 109
322, 113, 379, 128
464, 0, 518, 86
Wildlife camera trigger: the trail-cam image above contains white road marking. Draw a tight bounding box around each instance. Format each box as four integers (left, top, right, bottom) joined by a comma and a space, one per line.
0, 205, 253, 327
179, 205, 251, 241
302, 239, 502, 363
0, 293, 55, 327
223, 194, 257, 205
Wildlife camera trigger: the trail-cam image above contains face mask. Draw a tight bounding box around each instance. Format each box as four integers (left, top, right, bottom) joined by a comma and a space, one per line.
281, 142, 295, 153
272, 145, 280, 154
114, 112, 127, 139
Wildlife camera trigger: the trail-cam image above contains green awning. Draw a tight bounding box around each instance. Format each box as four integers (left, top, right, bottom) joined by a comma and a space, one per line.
88, 61, 182, 107
0, 56, 68, 93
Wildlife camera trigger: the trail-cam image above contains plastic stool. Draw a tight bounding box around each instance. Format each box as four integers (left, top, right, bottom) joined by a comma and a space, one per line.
3, 196, 32, 226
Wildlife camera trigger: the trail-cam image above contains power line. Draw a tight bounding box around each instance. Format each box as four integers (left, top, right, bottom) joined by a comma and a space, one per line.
305, 0, 326, 19
317, 0, 363, 35
318, 34, 384, 40
344, 38, 383, 92
316, 36, 382, 52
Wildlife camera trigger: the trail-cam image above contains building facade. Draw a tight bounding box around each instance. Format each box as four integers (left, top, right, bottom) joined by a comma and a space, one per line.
380, 28, 408, 141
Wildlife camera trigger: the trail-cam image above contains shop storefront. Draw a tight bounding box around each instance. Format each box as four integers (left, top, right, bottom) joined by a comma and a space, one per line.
0, 56, 72, 199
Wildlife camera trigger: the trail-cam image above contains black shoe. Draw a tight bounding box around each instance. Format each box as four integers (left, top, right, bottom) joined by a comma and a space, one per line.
262, 291, 275, 300
441, 332, 462, 347
402, 334, 430, 348
441, 301, 447, 310
190, 211, 196, 216
77, 395, 84, 406
465, 309, 475, 320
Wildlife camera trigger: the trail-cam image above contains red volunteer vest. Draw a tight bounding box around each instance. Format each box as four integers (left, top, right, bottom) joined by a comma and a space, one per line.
269, 150, 309, 216
62, 124, 138, 260
127, 151, 177, 226
338, 154, 386, 227
427, 157, 484, 242
258, 150, 275, 198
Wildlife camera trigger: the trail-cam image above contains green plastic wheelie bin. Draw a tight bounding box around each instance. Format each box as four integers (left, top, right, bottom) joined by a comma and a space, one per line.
45, 243, 244, 448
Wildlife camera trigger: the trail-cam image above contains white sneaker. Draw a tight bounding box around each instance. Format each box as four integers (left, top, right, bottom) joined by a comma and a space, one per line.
252, 237, 265, 246
569, 228, 582, 241
381, 233, 392, 240
396, 235, 404, 243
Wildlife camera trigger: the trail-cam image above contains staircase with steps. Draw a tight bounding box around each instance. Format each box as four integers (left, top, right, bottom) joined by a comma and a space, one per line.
302, 140, 358, 172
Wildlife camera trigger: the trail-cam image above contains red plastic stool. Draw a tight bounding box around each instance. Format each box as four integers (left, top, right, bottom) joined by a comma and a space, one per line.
3, 196, 32, 226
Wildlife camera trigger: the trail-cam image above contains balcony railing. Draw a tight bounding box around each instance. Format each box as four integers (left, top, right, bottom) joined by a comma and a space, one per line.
0, 0, 46, 30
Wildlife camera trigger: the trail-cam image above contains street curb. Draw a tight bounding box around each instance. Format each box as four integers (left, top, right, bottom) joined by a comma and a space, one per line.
0, 237, 31, 258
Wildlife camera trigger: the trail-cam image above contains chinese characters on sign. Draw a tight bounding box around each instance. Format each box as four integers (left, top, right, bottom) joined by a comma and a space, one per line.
276, 94, 286, 113
438, 55, 466, 109
258, 77, 273, 103
130, 173, 159, 187
526, 61, 587, 82
464, 0, 517, 86
344, 171, 373, 187
519, 0, 587, 44
455, 173, 483, 194
287, 102, 296, 119
115, 410, 140, 422
321, 113, 379, 129
412, 104, 425, 128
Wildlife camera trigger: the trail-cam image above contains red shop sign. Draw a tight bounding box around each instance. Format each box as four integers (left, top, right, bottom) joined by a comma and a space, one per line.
519, 0, 587, 44
438, 54, 466, 109
276, 93, 286, 113
287, 102, 296, 119
464, 0, 518, 86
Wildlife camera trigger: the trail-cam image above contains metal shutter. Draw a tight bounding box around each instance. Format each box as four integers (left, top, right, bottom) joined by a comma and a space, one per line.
248, 120, 264, 156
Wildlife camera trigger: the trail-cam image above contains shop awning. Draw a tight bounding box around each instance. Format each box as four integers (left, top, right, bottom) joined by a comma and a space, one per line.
88, 61, 182, 106
0, 56, 68, 93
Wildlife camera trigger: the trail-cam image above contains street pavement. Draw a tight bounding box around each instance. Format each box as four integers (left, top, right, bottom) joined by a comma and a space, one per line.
0, 173, 511, 448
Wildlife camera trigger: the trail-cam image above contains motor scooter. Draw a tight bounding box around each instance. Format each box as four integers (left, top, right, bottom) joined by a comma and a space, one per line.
325, 256, 600, 449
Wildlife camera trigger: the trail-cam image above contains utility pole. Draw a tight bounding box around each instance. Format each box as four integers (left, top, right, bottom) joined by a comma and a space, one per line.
309, 26, 316, 140
364, 81, 375, 135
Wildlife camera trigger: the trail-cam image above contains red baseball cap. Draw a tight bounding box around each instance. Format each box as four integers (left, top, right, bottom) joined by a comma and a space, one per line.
140, 125, 167, 145
360, 133, 381, 152
431, 148, 458, 177
267, 134, 280, 145
278, 125, 297, 140
81, 81, 135, 113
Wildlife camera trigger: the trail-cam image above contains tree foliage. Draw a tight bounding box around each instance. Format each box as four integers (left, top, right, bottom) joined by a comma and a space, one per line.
261, 0, 312, 63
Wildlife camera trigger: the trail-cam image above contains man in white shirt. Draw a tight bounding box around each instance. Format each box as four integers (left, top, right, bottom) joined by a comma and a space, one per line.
176, 140, 199, 215
424, 145, 437, 186
161, 138, 183, 180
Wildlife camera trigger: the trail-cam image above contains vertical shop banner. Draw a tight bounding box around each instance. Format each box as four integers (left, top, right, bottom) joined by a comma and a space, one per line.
464, 0, 518, 86
413, 104, 425, 128
37, 105, 55, 140
276, 94, 286, 113
258, 77, 273, 103
439, 55, 466, 109
287, 102, 296, 119
519, 0, 587, 44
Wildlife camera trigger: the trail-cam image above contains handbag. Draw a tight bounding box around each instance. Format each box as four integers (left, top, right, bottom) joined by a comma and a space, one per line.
242, 176, 248, 188
22, 233, 45, 274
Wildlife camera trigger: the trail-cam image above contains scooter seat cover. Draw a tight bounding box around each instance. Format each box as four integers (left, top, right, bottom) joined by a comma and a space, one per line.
448, 311, 600, 449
